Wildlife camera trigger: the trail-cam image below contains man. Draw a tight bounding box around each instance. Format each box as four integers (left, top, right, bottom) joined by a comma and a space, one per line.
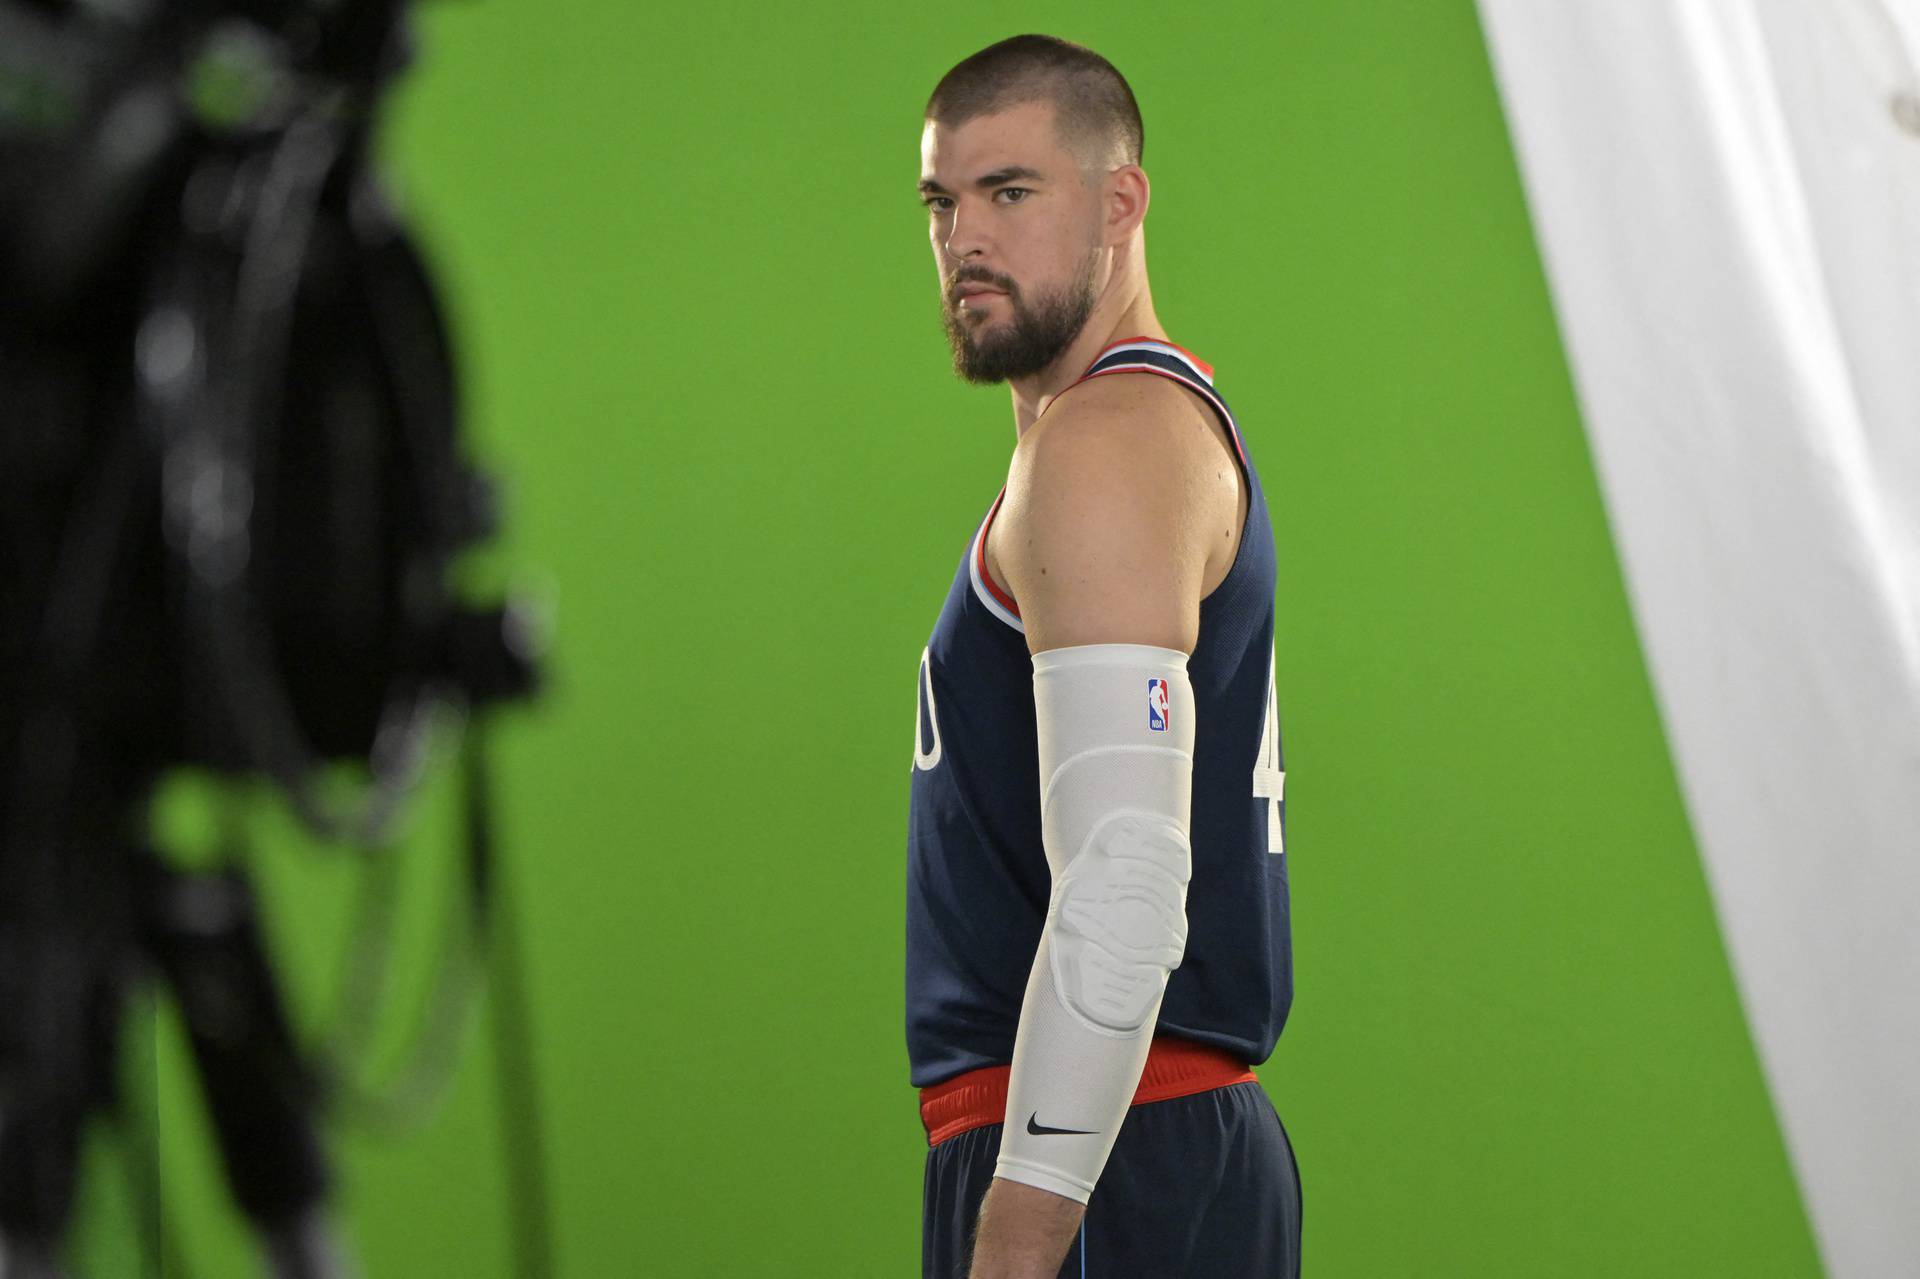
905, 34, 1301, 1279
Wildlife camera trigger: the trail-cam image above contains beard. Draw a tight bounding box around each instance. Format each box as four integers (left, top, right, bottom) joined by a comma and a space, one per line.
941, 247, 1100, 385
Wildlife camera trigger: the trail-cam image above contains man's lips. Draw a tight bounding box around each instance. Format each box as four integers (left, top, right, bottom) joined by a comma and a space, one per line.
955, 287, 1007, 307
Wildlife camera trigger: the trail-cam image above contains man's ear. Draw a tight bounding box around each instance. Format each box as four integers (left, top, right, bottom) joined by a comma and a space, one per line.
1104, 165, 1150, 246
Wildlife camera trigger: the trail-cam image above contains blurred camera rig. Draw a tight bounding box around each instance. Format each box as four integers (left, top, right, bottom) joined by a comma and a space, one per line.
1, 1, 545, 1274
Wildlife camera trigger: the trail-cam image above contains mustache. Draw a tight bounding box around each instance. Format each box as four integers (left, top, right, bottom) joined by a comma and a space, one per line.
947, 271, 1017, 304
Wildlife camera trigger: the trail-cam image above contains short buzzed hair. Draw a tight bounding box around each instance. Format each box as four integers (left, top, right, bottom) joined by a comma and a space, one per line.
925, 35, 1144, 171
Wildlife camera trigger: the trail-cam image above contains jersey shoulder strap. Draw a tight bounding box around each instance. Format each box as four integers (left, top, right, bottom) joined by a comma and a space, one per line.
1077, 336, 1217, 384
1066, 336, 1248, 471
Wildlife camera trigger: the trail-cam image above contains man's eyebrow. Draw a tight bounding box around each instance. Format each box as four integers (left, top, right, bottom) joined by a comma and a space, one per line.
972, 165, 1046, 187
917, 166, 1048, 194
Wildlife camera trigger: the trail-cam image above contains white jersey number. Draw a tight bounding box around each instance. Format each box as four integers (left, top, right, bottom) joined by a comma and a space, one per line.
1252, 644, 1286, 854
913, 647, 943, 772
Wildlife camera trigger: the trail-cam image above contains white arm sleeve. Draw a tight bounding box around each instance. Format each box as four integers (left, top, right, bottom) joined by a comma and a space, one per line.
993, 642, 1196, 1204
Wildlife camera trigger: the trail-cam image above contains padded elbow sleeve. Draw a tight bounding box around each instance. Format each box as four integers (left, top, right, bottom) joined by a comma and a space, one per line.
1051, 809, 1190, 1034
994, 643, 1195, 1203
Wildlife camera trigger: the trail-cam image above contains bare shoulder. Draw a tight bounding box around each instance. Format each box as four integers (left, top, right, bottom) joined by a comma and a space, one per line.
1024, 371, 1221, 470
1006, 373, 1230, 518
992, 372, 1243, 653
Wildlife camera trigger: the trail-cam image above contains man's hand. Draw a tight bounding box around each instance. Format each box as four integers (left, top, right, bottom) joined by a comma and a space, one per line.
968, 1177, 1086, 1279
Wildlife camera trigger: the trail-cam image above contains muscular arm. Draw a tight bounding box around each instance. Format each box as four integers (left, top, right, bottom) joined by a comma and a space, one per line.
965, 376, 1235, 1279
999, 375, 1222, 655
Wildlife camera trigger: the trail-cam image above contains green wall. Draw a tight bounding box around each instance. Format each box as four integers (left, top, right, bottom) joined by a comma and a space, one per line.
80, 1, 1823, 1274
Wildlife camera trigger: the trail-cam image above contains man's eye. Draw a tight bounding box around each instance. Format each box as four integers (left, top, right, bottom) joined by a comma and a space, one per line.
924, 197, 953, 214
995, 188, 1030, 204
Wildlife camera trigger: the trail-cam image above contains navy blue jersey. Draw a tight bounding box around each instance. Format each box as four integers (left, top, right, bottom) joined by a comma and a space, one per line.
906, 337, 1291, 1089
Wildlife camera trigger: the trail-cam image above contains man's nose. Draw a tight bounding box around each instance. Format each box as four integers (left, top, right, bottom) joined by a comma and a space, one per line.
943, 207, 989, 263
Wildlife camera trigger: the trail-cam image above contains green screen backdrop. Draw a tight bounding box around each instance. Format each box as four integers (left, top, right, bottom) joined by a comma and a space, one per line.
68, 1, 1824, 1274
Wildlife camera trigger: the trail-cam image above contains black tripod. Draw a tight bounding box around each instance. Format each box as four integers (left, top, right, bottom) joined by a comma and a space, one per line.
0, 0, 546, 1272
0, 408, 352, 1277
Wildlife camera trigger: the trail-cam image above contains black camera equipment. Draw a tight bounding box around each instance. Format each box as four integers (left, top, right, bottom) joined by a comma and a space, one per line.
1, 1, 547, 1275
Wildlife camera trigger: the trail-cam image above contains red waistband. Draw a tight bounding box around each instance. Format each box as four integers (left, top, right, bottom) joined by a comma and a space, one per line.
918, 1037, 1258, 1147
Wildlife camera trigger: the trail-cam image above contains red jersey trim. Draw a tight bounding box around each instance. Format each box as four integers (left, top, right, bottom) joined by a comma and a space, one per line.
918, 1036, 1258, 1147
1082, 335, 1216, 381
974, 488, 1021, 618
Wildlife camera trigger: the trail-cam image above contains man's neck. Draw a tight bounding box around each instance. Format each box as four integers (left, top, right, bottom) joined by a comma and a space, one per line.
1008, 278, 1162, 440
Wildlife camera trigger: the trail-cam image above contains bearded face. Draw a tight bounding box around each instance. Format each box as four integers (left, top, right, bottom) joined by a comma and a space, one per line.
940, 244, 1101, 385
920, 101, 1117, 387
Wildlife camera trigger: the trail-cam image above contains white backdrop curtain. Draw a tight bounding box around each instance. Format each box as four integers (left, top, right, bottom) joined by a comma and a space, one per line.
1477, 2, 1920, 1273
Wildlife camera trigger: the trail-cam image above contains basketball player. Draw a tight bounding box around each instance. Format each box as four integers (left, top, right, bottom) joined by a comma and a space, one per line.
906, 34, 1300, 1279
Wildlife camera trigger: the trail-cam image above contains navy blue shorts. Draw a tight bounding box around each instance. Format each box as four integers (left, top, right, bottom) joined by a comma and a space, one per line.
921, 1081, 1303, 1278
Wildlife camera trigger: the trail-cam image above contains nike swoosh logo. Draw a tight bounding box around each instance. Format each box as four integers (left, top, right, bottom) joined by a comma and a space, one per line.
1026, 1112, 1097, 1137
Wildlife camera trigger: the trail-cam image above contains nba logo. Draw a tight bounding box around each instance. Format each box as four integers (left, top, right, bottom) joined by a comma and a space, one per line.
1147, 679, 1170, 732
